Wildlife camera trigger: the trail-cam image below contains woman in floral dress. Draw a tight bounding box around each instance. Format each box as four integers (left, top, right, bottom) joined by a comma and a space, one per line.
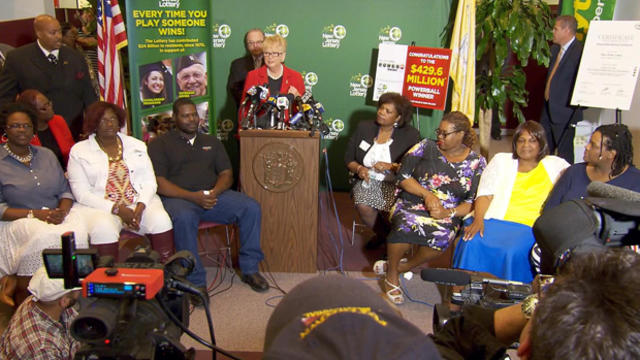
375, 111, 486, 304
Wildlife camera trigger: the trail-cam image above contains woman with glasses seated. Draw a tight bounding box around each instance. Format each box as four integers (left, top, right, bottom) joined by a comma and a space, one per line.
374, 112, 486, 304
452, 121, 569, 283
239, 35, 305, 126
344, 92, 420, 249
16, 89, 75, 169
0, 102, 88, 300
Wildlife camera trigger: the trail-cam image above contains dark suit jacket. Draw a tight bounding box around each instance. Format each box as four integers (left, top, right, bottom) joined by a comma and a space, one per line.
344, 120, 421, 179
0, 43, 97, 132
544, 39, 583, 126
227, 54, 262, 108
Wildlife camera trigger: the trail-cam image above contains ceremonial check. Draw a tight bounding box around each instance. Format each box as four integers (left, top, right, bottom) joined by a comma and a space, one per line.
571, 21, 640, 110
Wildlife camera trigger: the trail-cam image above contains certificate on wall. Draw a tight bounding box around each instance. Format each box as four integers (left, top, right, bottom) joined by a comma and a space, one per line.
571, 21, 640, 110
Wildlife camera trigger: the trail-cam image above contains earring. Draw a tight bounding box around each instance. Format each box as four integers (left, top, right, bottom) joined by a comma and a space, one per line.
1, 133, 7, 143
393, 122, 398, 128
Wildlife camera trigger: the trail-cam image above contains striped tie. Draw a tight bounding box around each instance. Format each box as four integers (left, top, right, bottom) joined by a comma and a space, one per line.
544, 48, 564, 101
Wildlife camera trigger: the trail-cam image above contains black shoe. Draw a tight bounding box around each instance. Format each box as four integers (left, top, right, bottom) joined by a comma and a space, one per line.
189, 286, 209, 307
241, 272, 269, 292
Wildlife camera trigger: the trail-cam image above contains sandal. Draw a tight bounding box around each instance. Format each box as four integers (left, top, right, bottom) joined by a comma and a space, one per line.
373, 258, 408, 276
384, 278, 405, 305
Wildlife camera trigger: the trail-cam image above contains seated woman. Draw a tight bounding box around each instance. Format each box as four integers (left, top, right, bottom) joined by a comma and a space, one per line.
344, 92, 420, 248
452, 121, 569, 283
140, 62, 172, 109
67, 101, 174, 262
16, 89, 74, 169
239, 35, 305, 125
531, 123, 640, 272
0, 103, 88, 298
376, 111, 486, 304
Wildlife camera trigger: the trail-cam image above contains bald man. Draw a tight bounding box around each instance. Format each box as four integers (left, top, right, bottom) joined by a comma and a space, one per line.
0, 14, 97, 140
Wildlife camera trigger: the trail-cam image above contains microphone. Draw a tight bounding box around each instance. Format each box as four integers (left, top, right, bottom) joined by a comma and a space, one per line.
258, 84, 269, 100
587, 181, 640, 202
276, 96, 289, 111
239, 86, 258, 108
301, 90, 313, 104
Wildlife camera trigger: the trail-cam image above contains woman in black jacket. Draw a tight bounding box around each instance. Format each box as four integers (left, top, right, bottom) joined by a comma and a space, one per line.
344, 92, 420, 248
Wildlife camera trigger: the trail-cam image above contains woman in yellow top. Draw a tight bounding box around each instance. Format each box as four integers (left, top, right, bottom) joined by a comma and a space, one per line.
452, 121, 569, 282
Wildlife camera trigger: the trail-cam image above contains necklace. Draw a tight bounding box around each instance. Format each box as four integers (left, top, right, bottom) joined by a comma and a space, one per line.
267, 64, 283, 79
3, 143, 32, 163
96, 136, 123, 162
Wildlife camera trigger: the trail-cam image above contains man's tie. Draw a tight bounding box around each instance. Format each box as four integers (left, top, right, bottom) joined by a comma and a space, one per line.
544, 48, 564, 101
47, 53, 58, 65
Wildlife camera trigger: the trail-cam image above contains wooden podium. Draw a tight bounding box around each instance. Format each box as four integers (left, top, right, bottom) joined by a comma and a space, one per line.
239, 130, 319, 272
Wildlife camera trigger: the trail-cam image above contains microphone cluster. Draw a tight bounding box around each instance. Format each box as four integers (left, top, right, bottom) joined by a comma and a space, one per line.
239, 86, 329, 136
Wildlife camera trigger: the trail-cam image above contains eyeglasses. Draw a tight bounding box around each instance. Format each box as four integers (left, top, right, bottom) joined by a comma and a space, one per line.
247, 41, 263, 46
6, 123, 33, 130
263, 51, 283, 57
435, 129, 461, 138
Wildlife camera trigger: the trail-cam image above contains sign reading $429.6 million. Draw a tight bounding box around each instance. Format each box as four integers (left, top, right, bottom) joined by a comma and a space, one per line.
403, 46, 452, 110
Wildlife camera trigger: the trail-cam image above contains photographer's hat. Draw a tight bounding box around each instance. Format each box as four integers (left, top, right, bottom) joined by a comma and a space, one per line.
263, 276, 441, 359
28, 266, 80, 302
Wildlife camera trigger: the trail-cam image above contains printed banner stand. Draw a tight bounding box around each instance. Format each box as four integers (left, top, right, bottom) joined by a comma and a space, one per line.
373, 43, 451, 110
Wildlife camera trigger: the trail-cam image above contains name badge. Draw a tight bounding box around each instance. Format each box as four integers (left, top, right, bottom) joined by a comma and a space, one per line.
359, 140, 371, 152
202, 146, 212, 151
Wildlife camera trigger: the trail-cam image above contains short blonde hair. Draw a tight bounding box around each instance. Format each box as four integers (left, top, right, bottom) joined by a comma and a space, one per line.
263, 35, 287, 53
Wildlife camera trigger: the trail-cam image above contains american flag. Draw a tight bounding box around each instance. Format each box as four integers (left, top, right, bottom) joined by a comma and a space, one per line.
97, 0, 127, 108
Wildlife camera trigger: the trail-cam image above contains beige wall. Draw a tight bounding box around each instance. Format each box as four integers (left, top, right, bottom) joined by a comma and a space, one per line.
0, 0, 53, 21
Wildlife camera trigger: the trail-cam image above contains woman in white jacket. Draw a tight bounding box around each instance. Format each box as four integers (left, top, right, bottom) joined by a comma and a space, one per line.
67, 101, 174, 262
452, 121, 569, 282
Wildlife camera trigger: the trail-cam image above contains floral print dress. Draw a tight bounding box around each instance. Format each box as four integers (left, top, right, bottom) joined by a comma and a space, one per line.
388, 139, 486, 250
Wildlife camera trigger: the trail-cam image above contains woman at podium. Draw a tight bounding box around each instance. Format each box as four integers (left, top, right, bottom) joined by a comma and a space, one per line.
344, 92, 419, 249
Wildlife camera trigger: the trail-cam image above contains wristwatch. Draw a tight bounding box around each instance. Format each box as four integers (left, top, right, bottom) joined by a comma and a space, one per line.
521, 294, 539, 320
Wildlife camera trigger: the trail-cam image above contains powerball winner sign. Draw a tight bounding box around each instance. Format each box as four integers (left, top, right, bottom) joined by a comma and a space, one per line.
373, 43, 451, 110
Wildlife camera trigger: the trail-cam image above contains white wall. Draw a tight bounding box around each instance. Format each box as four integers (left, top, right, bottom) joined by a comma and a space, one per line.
0, 0, 54, 21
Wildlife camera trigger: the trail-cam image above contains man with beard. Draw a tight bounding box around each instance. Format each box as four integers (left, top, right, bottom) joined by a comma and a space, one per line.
227, 29, 265, 108
0, 266, 81, 359
148, 98, 268, 301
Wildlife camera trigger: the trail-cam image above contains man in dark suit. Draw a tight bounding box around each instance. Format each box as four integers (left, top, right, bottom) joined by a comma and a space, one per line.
0, 15, 97, 140
227, 29, 265, 108
540, 15, 583, 164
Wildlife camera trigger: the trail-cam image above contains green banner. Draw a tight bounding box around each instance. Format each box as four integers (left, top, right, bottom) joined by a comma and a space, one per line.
561, 0, 617, 41
125, 0, 213, 140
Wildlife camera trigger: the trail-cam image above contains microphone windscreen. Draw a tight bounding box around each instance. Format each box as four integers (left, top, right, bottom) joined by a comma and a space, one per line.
587, 181, 640, 202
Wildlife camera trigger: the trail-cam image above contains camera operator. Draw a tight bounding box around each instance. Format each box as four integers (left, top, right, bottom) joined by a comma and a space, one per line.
0, 266, 81, 360
264, 248, 640, 359
433, 248, 640, 359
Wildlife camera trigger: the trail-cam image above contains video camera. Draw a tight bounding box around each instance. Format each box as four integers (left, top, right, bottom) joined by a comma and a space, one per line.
43, 232, 207, 360
533, 182, 640, 274
420, 268, 532, 332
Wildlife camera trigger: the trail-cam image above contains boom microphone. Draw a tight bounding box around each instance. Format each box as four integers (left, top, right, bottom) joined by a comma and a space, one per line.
420, 268, 471, 286
587, 181, 640, 203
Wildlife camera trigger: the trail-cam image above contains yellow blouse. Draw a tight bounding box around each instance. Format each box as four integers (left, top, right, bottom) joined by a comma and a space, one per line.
503, 162, 553, 227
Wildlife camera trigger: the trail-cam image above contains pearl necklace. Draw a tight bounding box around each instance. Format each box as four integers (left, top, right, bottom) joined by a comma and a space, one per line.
267, 64, 283, 79
3, 143, 33, 163
96, 136, 123, 162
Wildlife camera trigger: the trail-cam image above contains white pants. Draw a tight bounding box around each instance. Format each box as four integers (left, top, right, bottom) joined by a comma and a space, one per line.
0, 205, 89, 277
77, 194, 172, 245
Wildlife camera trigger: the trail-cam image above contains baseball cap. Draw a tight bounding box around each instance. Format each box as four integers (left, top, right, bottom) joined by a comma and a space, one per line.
28, 266, 81, 302
263, 275, 441, 359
